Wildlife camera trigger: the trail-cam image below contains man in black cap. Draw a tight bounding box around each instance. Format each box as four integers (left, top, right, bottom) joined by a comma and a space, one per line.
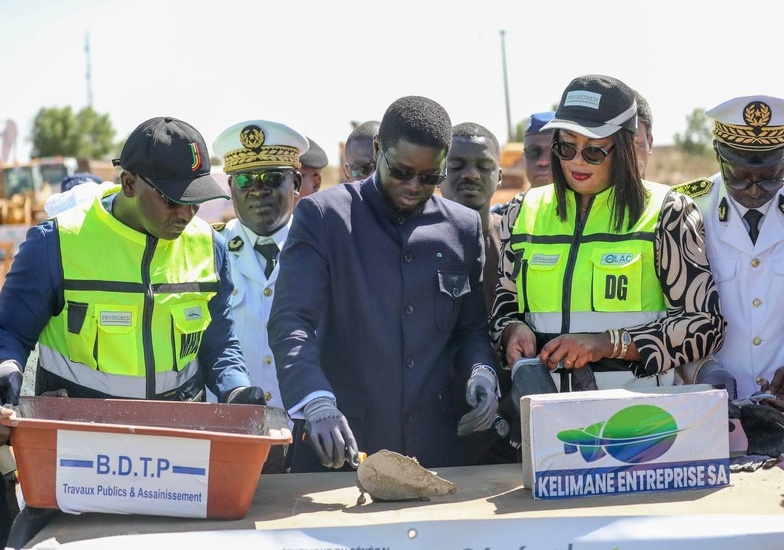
297, 136, 328, 202
0, 116, 268, 546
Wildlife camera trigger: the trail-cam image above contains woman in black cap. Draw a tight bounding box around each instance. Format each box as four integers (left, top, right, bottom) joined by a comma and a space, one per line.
490, 74, 725, 400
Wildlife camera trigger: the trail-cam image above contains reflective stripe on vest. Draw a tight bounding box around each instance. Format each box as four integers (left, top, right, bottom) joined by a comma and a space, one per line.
38, 343, 202, 399
38, 188, 219, 399
511, 182, 669, 334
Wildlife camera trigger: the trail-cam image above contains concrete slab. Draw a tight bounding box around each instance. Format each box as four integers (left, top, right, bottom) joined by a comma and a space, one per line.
26, 463, 784, 548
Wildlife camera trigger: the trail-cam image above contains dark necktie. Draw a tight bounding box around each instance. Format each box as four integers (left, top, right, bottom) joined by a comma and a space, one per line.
254, 242, 279, 279
744, 209, 763, 245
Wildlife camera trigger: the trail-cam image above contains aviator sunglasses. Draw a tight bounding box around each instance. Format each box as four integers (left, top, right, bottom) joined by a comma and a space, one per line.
348, 161, 376, 179
719, 158, 784, 192
232, 170, 293, 191
552, 141, 616, 165
381, 151, 446, 186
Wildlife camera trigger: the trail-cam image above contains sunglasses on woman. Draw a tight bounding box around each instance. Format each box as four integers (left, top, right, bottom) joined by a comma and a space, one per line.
552, 141, 615, 165
231, 170, 293, 191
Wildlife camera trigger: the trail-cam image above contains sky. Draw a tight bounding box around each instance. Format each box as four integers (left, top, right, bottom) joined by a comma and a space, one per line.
1, 0, 783, 167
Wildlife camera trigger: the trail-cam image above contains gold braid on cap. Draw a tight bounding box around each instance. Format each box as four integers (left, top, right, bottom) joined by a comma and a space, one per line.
713, 101, 784, 151
223, 125, 302, 172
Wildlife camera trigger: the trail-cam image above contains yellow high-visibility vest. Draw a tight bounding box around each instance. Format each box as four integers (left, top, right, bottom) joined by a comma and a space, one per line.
37, 187, 218, 399
510, 182, 669, 334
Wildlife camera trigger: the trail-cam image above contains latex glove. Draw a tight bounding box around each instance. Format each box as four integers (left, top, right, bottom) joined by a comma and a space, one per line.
225, 386, 267, 406
729, 454, 781, 473
0, 360, 22, 406
303, 397, 359, 469
458, 367, 498, 436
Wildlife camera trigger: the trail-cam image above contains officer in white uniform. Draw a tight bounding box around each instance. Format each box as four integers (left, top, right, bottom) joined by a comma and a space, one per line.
676, 96, 784, 402
212, 119, 309, 472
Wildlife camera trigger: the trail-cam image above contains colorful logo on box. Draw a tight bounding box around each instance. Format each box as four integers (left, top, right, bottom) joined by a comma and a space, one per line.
556, 404, 683, 464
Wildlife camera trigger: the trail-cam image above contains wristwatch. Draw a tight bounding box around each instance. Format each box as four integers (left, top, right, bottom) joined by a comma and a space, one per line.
492, 414, 511, 440
618, 330, 632, 359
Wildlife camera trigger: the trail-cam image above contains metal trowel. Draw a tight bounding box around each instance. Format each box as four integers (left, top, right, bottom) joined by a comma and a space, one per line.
355, 449, 457, 504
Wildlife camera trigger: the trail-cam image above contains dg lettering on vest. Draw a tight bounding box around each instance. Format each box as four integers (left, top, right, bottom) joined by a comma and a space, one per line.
592, 250, 643, 311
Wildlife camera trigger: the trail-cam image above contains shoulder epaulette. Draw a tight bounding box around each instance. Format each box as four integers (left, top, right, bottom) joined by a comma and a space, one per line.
671, 177, 713, 198
211, 222, 226, 232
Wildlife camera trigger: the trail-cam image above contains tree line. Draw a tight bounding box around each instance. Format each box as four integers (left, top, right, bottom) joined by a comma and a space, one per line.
28, 105, 715, 161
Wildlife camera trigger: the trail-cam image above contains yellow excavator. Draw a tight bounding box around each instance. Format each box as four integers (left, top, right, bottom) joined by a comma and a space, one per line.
0, 157, 115, 225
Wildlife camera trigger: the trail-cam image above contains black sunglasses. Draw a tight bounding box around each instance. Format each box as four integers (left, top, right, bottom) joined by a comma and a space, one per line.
552, 141, 615, 165
136, 174, 182, 208
381, 151, 446, 186
719, 158, 784, 191
523, 146, 549, 160
231, 170, 293, 191
348, 161, 375, 179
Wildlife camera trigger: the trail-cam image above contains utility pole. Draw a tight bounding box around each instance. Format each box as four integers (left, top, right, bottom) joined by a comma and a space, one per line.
84, 32, 93, 107
500, 29, 513, 143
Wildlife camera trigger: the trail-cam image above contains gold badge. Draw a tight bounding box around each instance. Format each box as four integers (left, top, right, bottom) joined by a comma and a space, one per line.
239, 125, 265, 150
211, 222, 226, 232
228, 236, 244, 252
744, 101, 772, 130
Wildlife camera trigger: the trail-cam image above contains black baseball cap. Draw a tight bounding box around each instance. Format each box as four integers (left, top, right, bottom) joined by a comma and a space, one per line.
543, 75, 638, 139
300, 137, 328, 169
113, 117, 229, 204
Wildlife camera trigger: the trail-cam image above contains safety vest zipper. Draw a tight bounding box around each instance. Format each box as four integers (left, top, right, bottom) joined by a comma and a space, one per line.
560, 197, 593, 334
142, 235, 158, 399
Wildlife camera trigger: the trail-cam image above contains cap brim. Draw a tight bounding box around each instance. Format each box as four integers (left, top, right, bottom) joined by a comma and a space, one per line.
541, 118, 620, 139
716, 142, 784, 167
155, 173, 230, 204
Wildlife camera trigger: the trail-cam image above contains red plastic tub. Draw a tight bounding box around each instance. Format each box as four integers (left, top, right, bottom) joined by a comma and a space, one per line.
5, 396, 291, 519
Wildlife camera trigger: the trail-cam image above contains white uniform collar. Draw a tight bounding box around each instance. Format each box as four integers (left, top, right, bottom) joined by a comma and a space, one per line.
239, 218, 291, 250
715, 172, 776, 223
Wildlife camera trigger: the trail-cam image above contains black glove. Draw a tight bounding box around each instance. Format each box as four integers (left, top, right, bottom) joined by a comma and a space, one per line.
303, 396, 359, 469
225, 386, 267, 406
738, 403, 784, 458
0, 361, 22, 406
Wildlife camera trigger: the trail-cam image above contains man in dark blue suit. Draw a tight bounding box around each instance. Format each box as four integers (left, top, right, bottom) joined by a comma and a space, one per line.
269, 96, 500, 472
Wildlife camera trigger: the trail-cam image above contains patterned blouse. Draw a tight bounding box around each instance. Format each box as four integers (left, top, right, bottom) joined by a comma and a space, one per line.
489, 187, 726, 377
